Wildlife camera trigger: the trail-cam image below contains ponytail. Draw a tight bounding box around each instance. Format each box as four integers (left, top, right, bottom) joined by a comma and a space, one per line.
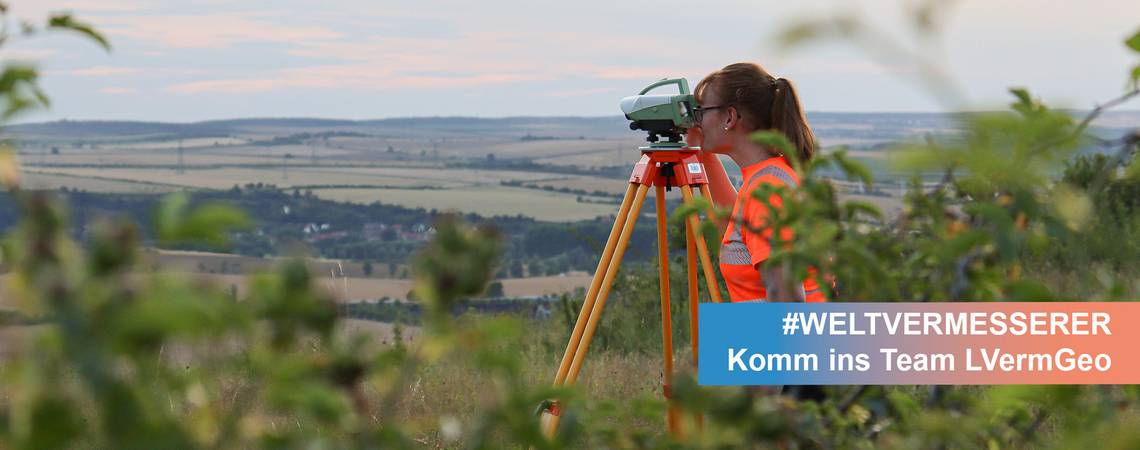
770, 77, 815, 163
696, 63, 816, 163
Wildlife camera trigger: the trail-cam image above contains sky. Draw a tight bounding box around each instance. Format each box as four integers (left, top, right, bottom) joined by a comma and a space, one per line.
5, 0, 1140, 122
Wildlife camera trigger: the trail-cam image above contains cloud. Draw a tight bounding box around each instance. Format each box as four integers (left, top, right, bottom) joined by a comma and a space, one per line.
100, 87, 138, 94
46, 6, 709, 98
165, 64, 553, 93
54, 0, 152, 12
66, 66, 142, 76
0, 49, 59, 61
775, 57, 917, 76
586, 66, 696, 80
545, 87, 618, 97
100, 12, 343, 48
47, 65, 208, 78
13, 0, 152, 17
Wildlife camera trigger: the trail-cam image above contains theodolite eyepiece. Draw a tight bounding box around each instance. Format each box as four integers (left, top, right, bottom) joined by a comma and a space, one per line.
620, 78, 695, 148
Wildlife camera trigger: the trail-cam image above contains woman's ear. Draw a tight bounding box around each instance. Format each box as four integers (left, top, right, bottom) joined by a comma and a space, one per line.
725, 106, 740, 130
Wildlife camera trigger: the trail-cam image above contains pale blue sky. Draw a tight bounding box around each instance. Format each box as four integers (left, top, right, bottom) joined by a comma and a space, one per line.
6, 0, 1140, 122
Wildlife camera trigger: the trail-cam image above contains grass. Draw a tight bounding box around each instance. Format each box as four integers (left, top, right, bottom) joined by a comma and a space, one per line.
361, 315, 669, 447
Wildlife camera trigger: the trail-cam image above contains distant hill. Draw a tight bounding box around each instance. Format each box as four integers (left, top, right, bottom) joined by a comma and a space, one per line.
6, 116, 637, 141
7, 111, 1136, 143
6, 120, 234, 140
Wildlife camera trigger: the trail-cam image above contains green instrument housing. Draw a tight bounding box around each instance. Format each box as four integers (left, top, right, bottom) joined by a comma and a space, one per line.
620, 78, 696, 148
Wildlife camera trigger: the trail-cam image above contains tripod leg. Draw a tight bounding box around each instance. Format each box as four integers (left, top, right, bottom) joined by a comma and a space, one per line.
562, 184, 650, 384
685, 219, 699, 367
680, 185, 724, 303
655, 184, 681, 437
552, 183, 638, 386
542, 182, 638, 437
685, 218, 705, 432
546, 183, 649, 438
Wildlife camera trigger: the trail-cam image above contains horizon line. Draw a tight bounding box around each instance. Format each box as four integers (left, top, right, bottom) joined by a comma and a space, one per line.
11, 109, 1140, 127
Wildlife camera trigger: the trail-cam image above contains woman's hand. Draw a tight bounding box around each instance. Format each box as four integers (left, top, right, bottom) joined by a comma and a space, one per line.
690, 126, 737, 235
686, 126, 704, 150
761, 264, 806, 302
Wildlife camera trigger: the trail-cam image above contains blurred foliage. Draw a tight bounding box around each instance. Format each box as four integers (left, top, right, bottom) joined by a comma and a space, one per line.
0, 2, 1139, 449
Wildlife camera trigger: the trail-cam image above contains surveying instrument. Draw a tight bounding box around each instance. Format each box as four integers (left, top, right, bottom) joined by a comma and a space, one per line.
539, 78, 724, 439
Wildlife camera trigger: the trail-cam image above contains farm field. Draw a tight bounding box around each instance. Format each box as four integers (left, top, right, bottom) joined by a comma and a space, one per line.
149, 250, 594, 300
516, 175, 634, 195
195, 272, 592, 303
2, 248, 593, 307
5, 115, 968, 225
322, 166, 559, 185
26, 166, 478, 190
20, 160, 635, 222
309, 185, 621, 221
20, 171, 180, 193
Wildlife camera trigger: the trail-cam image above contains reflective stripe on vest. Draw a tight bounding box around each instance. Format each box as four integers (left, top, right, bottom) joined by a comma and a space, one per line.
736, 289, 818, 304
718, 164, 798, 267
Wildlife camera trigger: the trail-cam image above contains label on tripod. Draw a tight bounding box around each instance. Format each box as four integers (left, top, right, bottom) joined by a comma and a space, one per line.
687, 163, 702, 174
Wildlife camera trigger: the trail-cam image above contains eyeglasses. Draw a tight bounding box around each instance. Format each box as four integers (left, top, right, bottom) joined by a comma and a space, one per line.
692, 104, 729, 122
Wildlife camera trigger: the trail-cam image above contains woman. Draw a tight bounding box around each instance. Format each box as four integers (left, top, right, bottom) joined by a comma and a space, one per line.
688, 62, 825, 303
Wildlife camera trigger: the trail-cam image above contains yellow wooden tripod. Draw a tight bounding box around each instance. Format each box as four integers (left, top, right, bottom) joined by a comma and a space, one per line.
539, 147, 724, 439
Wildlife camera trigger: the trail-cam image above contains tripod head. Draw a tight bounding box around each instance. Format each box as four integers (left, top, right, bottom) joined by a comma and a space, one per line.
620, 78, 695, 149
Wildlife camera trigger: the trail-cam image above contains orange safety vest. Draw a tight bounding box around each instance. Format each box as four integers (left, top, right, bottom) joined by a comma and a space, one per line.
718, 156, 826, 302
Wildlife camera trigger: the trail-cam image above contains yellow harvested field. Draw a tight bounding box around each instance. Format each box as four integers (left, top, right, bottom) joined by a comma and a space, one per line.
837, 193, 906, 218
327, 166, 557, 184
2, 269, 590, 310
26, 167, 468, 190
183, 273, 591, 302
535, 152, 627, 167
520, 175, 630, 195
21, 171, 179, 193
482, 138, 620, 158
23, 152, 296, 167
25, 165, 567, 192
206, 144, 359, 159
829, 149, 891, 159
114, 137, 248, 150
310, 185, 619, 221
20, 144, 358, 167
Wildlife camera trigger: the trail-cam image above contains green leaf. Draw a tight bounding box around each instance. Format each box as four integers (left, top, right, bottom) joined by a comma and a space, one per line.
1004, 280, 1057, 301
843, 200, 884, 221
153, 192, 250, 247
1009, 87, 1032, 107
0, 65, 50, 119
1126, 28, 1140, 52
24, 394, 84, 450
1053, 183, 1092, 231
832, 150, 874, 187
749, 130, 795, 156
47, 13, 110, 51
671, 195, 711, 221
